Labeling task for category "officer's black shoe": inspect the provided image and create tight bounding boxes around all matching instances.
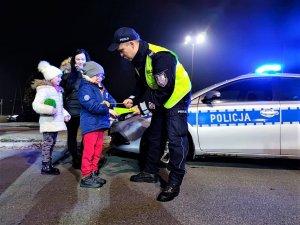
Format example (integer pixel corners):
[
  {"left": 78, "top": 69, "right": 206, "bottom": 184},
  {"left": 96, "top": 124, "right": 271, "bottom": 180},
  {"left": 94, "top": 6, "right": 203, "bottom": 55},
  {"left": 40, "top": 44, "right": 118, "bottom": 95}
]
[
  {"left": 80, "top": 174, "right": 103, "bottom": 188},
  {"left": 130, "top": 171, "right": 159, "bottom": 183},
  {"left": 157, "top": 184, "right": 180, "bottom": 202},
  {"left": 41, "top": 162, "right": 60, "bottom": 175},
  {"left": 92, "top": 171, "right": 106, "bottom": 185}
]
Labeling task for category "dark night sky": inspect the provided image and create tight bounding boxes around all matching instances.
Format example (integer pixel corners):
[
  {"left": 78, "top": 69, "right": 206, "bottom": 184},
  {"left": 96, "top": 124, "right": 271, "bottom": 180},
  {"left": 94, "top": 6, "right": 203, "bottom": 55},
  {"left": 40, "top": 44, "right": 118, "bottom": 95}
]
[{"left": 1, "top": 0, "right": 300, "bottom": 115}]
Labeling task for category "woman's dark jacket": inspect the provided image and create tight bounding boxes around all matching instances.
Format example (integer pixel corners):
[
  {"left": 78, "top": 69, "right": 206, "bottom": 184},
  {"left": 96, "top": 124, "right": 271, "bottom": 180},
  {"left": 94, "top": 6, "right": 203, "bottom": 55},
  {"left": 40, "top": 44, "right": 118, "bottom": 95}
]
[{"left": 61, "top": 71, "right": 82, "bottom": 117}]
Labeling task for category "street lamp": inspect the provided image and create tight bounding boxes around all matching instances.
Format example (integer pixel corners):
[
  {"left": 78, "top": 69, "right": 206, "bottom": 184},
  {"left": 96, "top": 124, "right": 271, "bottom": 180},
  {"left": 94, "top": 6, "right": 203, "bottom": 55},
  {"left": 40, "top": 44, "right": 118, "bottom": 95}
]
[{"left": 184, "top": 32, "right": 206, "bottom": 81}]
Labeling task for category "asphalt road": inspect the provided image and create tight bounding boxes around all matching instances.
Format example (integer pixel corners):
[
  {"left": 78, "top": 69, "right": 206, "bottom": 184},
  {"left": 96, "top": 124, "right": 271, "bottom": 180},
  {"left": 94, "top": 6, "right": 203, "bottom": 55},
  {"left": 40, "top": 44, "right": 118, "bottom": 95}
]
[{"left": 0, "top": 147, "right": 299, "bottom": 225}]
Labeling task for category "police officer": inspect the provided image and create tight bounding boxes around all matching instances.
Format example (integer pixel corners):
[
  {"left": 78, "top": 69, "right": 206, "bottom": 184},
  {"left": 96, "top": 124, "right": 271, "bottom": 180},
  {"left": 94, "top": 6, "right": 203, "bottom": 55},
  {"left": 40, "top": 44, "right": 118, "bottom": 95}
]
[{"left": 108, "top": 27, "right": 191, "bottom": 202}]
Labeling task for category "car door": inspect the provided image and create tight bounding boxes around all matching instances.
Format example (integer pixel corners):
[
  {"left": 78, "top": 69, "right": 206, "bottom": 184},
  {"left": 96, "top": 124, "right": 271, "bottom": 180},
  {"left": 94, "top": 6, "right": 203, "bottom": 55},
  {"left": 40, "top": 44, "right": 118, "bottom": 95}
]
[
  {"left": 278, "top": 76, "right": 300, "bottom": 157},
  {"left": 196, "top": 76, "right": 281, "bottom": 156}
]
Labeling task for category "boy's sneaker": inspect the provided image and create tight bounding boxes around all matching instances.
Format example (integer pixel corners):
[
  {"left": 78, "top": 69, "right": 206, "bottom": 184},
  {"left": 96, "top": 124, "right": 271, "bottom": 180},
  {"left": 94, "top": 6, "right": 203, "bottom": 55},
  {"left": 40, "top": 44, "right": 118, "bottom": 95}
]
[
  {"left": 92, "top": 171, "right": 106, "bottom": 185},
  {"left": 80, "top": 174, "right": 103, "bottom": 188}
]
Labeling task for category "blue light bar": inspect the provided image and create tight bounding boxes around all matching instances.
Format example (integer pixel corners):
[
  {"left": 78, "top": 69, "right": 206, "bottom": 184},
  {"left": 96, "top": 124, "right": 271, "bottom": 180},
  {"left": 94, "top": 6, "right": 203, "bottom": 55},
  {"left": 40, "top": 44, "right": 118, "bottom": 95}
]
[{"left": 255, "top": 64, "right": 282, "bottom": 74}]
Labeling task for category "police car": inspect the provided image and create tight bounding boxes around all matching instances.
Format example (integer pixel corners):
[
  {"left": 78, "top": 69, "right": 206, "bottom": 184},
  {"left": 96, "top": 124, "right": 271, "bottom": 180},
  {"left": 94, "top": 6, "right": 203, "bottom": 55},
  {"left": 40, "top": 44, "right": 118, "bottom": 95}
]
[{"left": 110, "top": 64, "right": 300, "bottom": 159}]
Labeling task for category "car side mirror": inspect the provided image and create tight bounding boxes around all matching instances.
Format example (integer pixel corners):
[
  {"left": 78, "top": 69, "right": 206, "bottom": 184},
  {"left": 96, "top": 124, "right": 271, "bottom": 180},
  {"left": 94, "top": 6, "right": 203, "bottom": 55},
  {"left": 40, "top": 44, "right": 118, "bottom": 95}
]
[{"left": 202, "top": 91, "right": 221, "bottom": 104}]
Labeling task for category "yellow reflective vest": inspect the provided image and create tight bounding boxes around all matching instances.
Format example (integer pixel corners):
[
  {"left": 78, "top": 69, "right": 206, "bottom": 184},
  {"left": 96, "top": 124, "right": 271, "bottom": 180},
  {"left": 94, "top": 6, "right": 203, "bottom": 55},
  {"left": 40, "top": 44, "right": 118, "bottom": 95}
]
[{"left": 138, "top": 43, "right": 191, "bottom": 109}]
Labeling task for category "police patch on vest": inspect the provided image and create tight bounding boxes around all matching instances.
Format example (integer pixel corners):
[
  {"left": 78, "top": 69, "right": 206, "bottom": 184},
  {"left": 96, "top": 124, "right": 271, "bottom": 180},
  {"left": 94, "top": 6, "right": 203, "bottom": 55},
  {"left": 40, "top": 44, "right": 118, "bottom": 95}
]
[
  {"left": 84, "top": 95, "right": 90, "bottom": 101},
  {"left": 154, "top": 71, "right": 168, "bottom": 87}
]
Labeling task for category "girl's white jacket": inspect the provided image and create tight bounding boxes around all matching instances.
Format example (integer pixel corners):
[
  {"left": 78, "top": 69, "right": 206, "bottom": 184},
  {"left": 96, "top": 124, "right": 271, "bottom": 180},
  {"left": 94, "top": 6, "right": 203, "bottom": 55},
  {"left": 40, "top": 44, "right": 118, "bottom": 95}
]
[{"left": 32, "top": 80, "right": 70, "bottom": 133}]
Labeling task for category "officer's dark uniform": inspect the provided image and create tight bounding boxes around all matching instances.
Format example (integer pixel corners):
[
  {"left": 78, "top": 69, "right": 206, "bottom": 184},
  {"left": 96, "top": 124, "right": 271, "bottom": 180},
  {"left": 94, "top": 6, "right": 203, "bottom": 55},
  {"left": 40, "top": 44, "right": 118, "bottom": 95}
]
[{"left": 130, "top": 40, "right": 191, "bottom": 186}]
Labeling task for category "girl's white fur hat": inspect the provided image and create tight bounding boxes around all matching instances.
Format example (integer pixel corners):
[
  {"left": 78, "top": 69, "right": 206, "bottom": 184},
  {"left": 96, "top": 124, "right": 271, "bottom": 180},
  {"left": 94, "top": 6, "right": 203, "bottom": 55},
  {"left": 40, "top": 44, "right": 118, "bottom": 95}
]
[{"left": 38, "top": 61, "right": 62, "bottom": 81}]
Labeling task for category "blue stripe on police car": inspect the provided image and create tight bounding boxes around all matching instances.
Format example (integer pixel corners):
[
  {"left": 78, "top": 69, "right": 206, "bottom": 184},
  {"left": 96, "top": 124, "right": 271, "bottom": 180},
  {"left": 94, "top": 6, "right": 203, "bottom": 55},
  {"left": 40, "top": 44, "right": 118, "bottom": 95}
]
[
  {"left": 188, "top": 109, "right": 280, "bottom": 127},
  {"left": 281, "top": 107, "right": 300, "bottom": 124},
  {"left": 188, "top": 108, "right": 300, "bottom": 127}
]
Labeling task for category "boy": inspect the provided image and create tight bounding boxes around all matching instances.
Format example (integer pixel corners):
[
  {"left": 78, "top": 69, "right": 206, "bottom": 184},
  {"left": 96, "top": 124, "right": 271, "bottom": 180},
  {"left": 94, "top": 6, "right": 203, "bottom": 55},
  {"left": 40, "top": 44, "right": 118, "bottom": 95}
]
[{"left": 78, "top": 61, "right": 118, "bottom": 188}]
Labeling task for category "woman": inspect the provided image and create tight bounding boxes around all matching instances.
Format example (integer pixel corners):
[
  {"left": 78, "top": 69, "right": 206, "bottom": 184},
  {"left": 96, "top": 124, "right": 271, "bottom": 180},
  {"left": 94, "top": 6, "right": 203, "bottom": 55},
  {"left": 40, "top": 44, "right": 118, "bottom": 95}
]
[{"left": 60, "top": 49, "right": 91, "bottom": 169}]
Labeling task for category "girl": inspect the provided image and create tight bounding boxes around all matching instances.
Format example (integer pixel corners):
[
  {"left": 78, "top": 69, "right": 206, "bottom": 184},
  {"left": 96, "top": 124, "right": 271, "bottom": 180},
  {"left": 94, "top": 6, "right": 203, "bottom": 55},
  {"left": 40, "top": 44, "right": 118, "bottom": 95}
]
[{"left": 32, "top": 61, "right": 71, "bottom": 175}]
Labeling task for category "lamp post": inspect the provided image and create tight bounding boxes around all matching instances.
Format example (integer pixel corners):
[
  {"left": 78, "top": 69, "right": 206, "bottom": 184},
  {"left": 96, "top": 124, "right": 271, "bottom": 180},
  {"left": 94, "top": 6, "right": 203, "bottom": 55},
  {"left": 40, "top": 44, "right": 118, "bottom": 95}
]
[{"left": 184, "top": 32, "right": 206, "bottom": 81}]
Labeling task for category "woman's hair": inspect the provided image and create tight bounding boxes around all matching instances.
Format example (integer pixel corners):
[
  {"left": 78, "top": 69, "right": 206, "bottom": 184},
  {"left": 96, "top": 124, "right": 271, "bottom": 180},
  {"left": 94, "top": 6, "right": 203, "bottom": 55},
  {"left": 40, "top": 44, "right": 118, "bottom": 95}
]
[{"left": 70, "top": 49, "right": 91, "bottom": 72}]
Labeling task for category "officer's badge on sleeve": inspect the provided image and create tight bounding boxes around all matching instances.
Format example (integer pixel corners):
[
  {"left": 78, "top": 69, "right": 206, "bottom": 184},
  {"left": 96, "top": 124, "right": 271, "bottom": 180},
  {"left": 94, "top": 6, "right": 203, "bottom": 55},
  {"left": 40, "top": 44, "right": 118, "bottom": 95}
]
[
  {"left": 84, "top": 95, "right": 90, "bottom": 101},
  {"left": 154, "top": 71, "right": 168, "bottom": 87}
]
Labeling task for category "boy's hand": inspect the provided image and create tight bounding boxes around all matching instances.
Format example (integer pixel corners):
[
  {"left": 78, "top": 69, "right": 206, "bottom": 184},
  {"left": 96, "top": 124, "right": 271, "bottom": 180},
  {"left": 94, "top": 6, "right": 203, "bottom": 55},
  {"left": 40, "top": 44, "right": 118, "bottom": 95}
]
[
  {"left": 109, "top": 109, "right": 119, "bottom": 118},
  {"left": 102, "top": 100, "right": 110, "bottom": 108}
]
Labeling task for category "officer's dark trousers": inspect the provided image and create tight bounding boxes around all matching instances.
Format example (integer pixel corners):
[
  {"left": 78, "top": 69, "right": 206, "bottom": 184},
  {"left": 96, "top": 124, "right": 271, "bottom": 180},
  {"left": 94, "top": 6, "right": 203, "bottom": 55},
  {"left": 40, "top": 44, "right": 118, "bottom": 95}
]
[{"left": 144, "top": 98, "right": 189, "bottom": 186}]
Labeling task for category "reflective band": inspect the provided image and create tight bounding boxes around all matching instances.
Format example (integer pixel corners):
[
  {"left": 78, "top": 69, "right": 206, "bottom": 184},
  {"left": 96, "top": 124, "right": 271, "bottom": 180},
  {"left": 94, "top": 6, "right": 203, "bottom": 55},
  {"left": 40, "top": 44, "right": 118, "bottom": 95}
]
[{"left": 140, "top": 102, "right": 150, "bottom": 115}]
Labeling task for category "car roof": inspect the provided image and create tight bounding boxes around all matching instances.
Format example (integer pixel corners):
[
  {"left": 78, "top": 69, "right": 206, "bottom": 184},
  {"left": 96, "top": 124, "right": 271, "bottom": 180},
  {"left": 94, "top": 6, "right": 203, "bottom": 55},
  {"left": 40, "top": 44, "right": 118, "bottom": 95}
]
[{"left": 192, "top": 72, "right": 300, "bottom": 99}]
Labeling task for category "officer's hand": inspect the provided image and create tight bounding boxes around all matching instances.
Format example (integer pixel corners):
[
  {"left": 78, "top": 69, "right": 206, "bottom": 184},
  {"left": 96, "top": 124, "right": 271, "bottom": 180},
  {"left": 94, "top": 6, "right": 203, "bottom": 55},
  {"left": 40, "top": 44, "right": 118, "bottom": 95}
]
[
  {"left": 102, "top": 100, "right": 110, "bottom": 108},
  {"left": 123, "top": 98, "right": 133, "bottom": 108}
]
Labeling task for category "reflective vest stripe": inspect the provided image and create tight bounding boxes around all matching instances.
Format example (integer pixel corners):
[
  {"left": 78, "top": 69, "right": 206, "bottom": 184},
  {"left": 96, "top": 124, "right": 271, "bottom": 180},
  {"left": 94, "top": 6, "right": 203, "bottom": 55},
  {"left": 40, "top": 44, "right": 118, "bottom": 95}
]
[{"left": 144, "top": 43, "right": 191, "bottom": 108}]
